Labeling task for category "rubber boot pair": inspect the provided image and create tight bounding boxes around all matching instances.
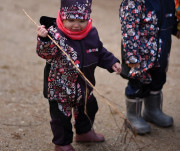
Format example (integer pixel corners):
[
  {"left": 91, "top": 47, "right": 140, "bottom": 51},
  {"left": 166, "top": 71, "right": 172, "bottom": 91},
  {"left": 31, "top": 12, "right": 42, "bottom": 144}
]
[
  {"left": 126, "top": 91, "right": 173, "bottom": 135},
  {"left": 54, "top": 129, "right": 104, "bottom": 151}
]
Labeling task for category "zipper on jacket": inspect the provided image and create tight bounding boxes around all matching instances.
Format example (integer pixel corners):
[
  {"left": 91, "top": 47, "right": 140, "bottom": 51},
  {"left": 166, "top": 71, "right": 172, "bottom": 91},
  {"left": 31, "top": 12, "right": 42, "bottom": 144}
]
[
  {"left": 79, "top": 40, "right": 84, "bottom": 71},
  {"left": 74, "top": 40, "right": 85, "bottom": 104}
]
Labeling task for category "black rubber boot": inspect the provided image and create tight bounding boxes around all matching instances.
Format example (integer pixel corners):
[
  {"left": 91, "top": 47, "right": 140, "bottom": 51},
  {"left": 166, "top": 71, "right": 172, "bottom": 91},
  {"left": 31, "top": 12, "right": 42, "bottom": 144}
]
[
  {"left": 143, "top": 91, "right": 173, "bottom": 127},
  {"left": 126, "top": 98, "right": 151, "bottom": 135}
]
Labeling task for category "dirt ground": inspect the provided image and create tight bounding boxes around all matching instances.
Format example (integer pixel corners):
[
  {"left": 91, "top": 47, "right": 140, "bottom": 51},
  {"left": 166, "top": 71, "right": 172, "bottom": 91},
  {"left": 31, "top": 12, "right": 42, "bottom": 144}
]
[{"left": 0, "top": 0, "right": 180, "bottom": 151}]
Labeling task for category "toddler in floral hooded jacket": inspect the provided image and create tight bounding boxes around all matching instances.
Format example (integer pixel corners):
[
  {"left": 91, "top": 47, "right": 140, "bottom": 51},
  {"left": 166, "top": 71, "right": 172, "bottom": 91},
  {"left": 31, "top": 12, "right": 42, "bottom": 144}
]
[{"left": 36, "top": 0, "right": 121, "bottom": 150}]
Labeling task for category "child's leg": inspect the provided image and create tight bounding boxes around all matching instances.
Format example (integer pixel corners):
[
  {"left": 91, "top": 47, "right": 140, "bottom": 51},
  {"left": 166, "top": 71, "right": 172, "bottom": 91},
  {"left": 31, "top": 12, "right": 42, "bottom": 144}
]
[
  {"left": 74, "top": 95, "right": 105, "bottom": 142},
  {"left": 142, "top": 68, "right": 173, "bottom": 127},
  {"left": 74, "top": 95, "right": 98, "bottom": 134},
  {"left": 49, "top": 100, "right": 73, "bottom": 146},
  {"left": 125, "top": 79, "right": 151, "bottom": 135}
]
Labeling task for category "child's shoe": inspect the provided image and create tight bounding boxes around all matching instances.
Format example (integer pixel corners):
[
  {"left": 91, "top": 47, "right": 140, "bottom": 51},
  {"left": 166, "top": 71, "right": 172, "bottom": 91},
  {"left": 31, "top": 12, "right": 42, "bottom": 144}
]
[
  {"left": 75, "top": 129, "right": 105, "bottom": 142},
  {"left": 54, "top": 144, "right": 75, "bottom": 151}
]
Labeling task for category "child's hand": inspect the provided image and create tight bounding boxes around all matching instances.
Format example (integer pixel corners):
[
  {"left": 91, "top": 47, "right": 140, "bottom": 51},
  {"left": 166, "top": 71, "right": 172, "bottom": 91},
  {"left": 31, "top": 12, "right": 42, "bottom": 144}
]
[
  {"left": 37, "top": 25, "right": 48, "bottom": 37},
  {"left": 112, "top": 62, "right": 122, "bottom": 75},
  {"left": 128, "top": 63, "right": 140, "bottom": 68}
]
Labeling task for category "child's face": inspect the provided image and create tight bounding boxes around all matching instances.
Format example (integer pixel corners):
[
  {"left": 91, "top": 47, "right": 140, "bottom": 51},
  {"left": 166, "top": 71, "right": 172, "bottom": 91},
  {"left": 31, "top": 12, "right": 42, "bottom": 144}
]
[{"left": 63, "top": 19, "right": 88, "bottom": 32}]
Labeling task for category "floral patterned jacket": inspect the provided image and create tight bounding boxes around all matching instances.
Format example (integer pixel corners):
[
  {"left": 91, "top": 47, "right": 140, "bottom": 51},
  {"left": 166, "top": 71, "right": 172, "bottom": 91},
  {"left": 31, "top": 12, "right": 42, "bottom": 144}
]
[
  {"left": 120, "top": 0, "right": 177, "bottom": 84},
  {"left": 175, "top": 0, "right": 180, "bottom": 20},
  {"left": 36, "top": 19, "right": 119, "bottom": 116}
]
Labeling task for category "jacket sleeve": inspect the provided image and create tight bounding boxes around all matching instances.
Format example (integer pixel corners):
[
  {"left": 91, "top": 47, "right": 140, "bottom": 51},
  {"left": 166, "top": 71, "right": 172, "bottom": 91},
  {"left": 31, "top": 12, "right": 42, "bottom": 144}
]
[
  {"left": 36, "top": 26, "right": 60, "bottom": 60},
  {"left": 119, "top": 0, "right": 143, "bottom": 65},
  {"left": 94, "top": 29, "right": 120, "bottom": 72}
]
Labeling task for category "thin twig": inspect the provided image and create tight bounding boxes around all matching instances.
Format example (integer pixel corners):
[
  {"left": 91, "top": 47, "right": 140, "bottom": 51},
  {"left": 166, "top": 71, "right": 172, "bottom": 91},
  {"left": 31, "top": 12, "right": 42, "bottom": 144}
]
[
  {"left": 84, "top": 82, "right": 93, "bottom": 128},
  {"left": 2, "top": 123, "right": 41, "bottom": 127}
]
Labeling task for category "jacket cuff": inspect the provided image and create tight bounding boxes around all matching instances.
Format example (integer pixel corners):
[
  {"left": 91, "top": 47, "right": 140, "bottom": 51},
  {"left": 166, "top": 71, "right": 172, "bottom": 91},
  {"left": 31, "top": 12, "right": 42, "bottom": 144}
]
[{"left": 108, "top": 60, "right": 120, "bottom": 73}]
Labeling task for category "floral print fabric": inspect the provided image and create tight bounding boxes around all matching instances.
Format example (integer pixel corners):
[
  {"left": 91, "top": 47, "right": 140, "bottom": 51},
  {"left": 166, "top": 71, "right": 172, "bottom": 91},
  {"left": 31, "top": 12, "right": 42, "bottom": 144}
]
[
  {"left": 37, "top": 26, "right": 82, "bottom": 116},
  {"left": 120, "top": 0, "right": 162, "bottom": 84},
  {"left": 175, "top": 0, "right": 180, "bottom": 20}
]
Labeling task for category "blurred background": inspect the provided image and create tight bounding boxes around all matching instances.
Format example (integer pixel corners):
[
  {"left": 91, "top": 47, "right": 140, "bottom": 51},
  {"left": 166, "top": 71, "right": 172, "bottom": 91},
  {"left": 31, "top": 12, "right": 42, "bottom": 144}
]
[{"left": 0, "top": 0, "right": 180, "bottom": 150}]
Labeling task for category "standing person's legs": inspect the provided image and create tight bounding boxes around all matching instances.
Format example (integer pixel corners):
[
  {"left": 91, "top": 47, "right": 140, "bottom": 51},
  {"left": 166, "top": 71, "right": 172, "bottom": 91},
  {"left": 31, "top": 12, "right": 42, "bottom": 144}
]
[
  {"left": 125, "top": 79, "right": 151, "bottom": 135},
  {"left": 74, "top": 95, "right": 105, "bottom": 142},
  {"left": 143, "top": 68, "right": 173, "bottom": 127}
]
